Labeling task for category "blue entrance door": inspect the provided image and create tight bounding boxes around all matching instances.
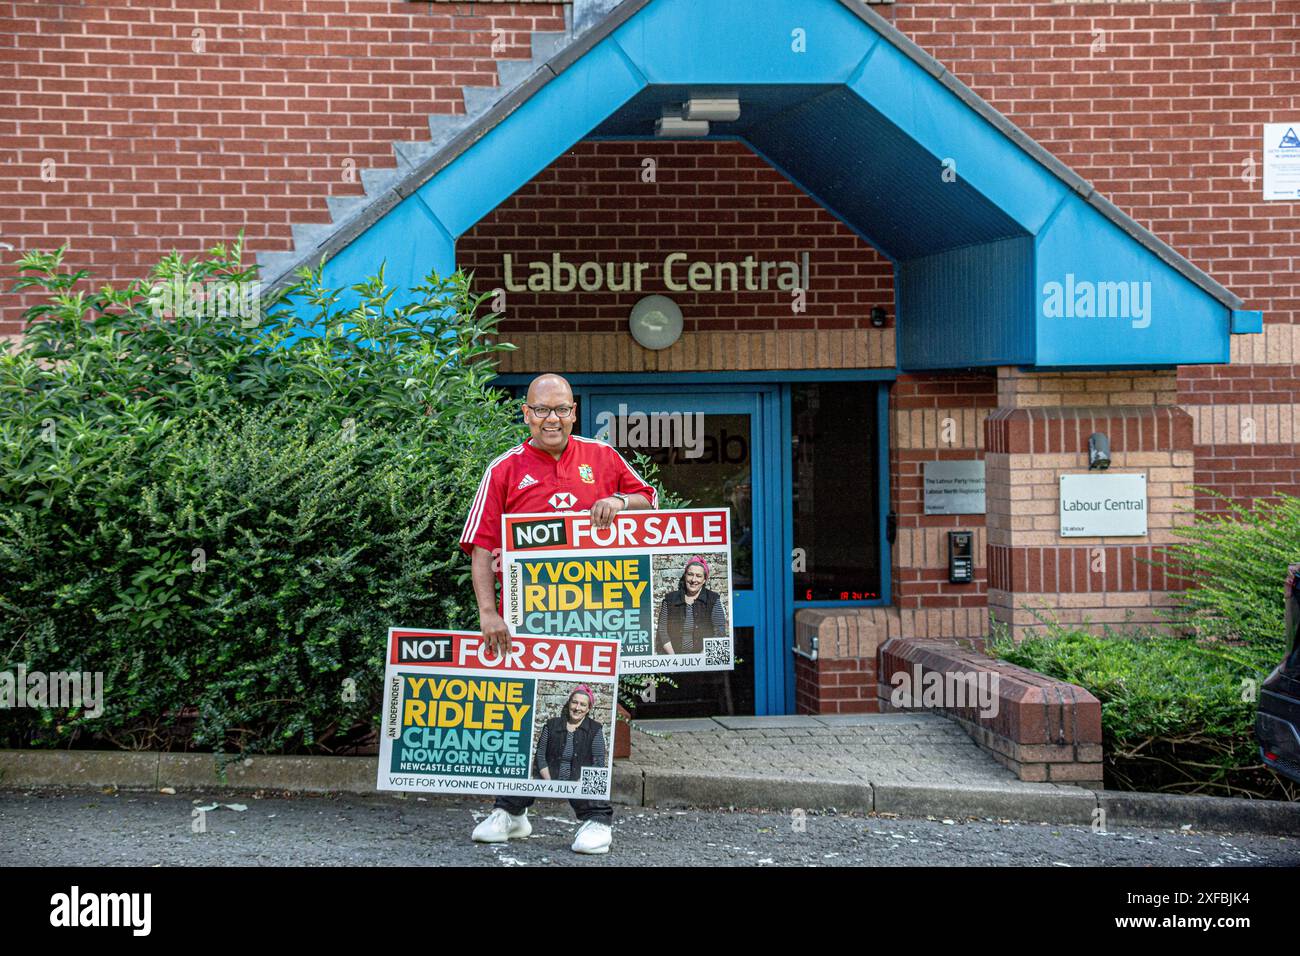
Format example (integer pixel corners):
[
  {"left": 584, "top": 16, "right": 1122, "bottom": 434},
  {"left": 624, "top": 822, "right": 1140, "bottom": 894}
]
[{"left": 581, "top": 387, "right": 788, "bottom": 715}]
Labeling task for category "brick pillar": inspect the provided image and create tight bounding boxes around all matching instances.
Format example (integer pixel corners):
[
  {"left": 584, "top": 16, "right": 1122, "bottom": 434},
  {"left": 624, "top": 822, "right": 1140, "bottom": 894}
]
[{"left": 984, "top": 367, "right": 1194, "bottom": 640}]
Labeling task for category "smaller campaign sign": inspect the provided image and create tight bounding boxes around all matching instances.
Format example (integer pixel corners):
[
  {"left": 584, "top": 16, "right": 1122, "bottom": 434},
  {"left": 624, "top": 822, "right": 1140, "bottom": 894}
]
[
  {"left": 502, "top": 508, "right": 734, "bottom": 674},
  {"left": 377, "top": 628, "right": 619, "bottom": 800}
]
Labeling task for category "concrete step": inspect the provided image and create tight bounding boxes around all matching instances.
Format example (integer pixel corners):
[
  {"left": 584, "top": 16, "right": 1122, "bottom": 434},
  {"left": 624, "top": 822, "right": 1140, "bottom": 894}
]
[
  {"left": 427, "top": 113, "right": 464, "bottom": 146},
  {"left": 290, "top": 222, "right": 334, "bottom": 253},
  {"left": 360, "top": 165, "right": 402, "bottom": 199},
  {"left": 530, "top": 31, "right": 568, "bottom": 63},
  {"left": 393, "top": 139, "right": 437, "bottom": 170},
  {"left": 462, "top": 84, "right": 505, "bottom": 118},
  {"left": 574, "top": 0, "right": 623, "bottom": 35},
  {"left": 496, "top": 57, "right": 537, "bottom": 90},
  {"left": 326, "top": 193, "right": 368, "bottom": 225}
]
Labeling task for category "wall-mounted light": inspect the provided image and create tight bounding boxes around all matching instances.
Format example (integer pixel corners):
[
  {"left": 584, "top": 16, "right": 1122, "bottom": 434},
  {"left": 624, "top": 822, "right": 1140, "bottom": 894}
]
[
  {"left": 871, "top": 306, "right": 888, "bottom": 328},
  {"left": 630, "top": 294, "right": 684, "bottom": 350},
  {"left": 1088, "top": 432, "right": 1111, "bottom": 470},
  {"left": 684, "top": 96, "right": 741, "bottom": 122},
  {"left": 655, "top": 109, "right": 710, "bottom": 137}
]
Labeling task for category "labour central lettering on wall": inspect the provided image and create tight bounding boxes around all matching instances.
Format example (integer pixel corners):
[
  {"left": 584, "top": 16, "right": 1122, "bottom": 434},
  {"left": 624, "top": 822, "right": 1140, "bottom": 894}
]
[
  {"left": 502, "top": 509, "right": 735, "bottom": 674},
  {"left": 502, "top": 251, "right": 811, "bottom": 294},
  {"left": 376, "top": 628, "right": 619, "bottom": 799}
]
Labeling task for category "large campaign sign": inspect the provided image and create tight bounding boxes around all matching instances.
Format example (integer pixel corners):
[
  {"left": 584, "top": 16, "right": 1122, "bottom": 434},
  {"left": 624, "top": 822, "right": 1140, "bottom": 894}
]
[
  {"left": 377, "top": 628, "right": 620, "bottom": 799},
  {"left": 502, "top": 508, "right": 734, "bottom": 674}
]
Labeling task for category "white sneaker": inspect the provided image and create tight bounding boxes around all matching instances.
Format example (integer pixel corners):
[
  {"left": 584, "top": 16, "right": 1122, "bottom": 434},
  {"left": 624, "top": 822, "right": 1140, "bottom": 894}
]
[
  {"left": 571, "top": 820, "right": 612, "bottom": 855},
  {"left": 471, "top": 808, "right": 532, "bottom": 843}
]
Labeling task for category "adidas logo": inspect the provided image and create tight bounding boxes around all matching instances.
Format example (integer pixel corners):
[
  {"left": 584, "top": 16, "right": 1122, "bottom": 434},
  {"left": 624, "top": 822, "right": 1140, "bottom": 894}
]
[{"left": 517, "top": 474, "right": 538, "bottom": 490}]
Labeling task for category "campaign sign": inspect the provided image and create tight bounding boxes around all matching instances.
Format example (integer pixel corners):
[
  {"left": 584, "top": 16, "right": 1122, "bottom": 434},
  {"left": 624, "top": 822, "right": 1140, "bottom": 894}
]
[
  {"left": 377, "top": 628, "right": 619, "bottom": 799},
  {"left": 502, "top": 508, "right": 735, "bottom": 674}
]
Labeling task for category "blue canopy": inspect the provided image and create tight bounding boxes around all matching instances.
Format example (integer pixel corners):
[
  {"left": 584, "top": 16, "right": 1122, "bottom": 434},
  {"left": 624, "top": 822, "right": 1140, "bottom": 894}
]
[{"left": 291, "top": 0, "right": 1258, "bottom": 370}]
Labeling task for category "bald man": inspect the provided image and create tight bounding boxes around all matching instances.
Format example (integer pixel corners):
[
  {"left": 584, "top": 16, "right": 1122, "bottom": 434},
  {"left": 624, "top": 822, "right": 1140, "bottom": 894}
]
[{"left": 459, "top": 372, "right": 656, "bottom": 854}]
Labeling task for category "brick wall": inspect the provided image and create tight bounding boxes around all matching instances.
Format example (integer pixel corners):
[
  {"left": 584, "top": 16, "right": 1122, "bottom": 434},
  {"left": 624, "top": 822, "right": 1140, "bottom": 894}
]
[
  {"left": 0, "top": 0, "right": 568, "bottom": 332},
  {"left": 889, "top": 371, "right": 998, "bottom": 610},
  {"left": 793, "top": 605, "right": 990, "bottom": 714},
  {"left": 458, "top": 139, "right": 895, "bottom": 336},
  {"left": 1181, "top": 330, "right": 1300, "bottom": 510},
  {"left": 876, "top": 0, "right": 1300, "bottom": 517},
  {"left": 795, "top": 655, "right": 878, "bottom": 716},
  {"left": 985, "top": 369, "right": 1195, "bottom": 638},
  {"left": 6, "top": 0, "right": 1299, "bottom": 653}
]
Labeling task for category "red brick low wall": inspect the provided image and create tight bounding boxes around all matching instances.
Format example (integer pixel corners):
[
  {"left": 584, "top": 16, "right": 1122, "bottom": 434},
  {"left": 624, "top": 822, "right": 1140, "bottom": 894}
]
[
  {"left": 794, "top": 655, "right": 878, "bottom": 715},
  {"left": 878, "top": 638, "right": 1104, "bottom": 787}
]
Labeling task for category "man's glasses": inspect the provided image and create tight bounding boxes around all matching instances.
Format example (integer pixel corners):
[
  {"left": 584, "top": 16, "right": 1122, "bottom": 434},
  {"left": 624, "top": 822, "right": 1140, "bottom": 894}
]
[{"left": 525, "top": 404, "right": 575, "bottom": 420}]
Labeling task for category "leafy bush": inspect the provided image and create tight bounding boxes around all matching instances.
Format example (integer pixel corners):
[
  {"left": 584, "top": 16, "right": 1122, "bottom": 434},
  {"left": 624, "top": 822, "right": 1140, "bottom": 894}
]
[
  {"left": 989, "top": 618, "right": 1294, "bottom": 799},
  {"left": 1158, "top": 489, "right": 1299, "bottom": 666},
  {"left": 0, "top": 241, "right": 524, "bottom": 756}
]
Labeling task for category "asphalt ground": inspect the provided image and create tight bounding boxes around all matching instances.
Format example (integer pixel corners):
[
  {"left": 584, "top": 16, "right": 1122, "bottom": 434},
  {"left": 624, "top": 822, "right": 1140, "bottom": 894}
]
[{"left": 2, "top": 788, "right": 1296, "bottom": 867}]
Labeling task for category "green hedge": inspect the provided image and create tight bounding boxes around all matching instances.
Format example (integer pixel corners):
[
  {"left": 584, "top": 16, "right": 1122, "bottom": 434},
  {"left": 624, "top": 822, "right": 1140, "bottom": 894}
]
[
  {"left": 989, "top": 621, "right": 1294, "bottom": 799},
  {"left": 0, "top": 242, "right": 525, "bottom": 756},
  {"left": 988, "top": 490, "right": 1300, "bottom": 798}
]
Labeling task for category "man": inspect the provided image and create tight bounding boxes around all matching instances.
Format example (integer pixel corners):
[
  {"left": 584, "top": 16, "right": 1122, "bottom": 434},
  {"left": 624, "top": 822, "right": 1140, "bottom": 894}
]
[{"left": 459, "top": 372, "right": 656, "bottom": 855}]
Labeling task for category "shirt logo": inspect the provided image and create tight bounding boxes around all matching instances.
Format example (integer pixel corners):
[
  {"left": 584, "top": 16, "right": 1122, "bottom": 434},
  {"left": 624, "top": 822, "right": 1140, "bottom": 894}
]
[
  {"left": 578, "top": 464, "right": 595, "bottom": 484},
  {"left": 548, "top": 492, "right": 576, "bottom": 510},
  {"left": 517, "top": 474, "right": 538, "bottom": 490}
]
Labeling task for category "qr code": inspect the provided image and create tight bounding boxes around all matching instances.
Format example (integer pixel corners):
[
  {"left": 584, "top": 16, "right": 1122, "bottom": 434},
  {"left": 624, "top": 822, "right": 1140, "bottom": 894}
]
[
  {"left": 580, "top": 767, "right": 610, "bottom": 797},
  {"left": 704, "top": 639, "right": 732, "bottom": 667}
]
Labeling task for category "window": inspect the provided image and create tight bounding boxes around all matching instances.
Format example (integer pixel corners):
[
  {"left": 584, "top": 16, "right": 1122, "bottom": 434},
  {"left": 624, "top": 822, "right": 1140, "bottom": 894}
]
[{"left": 791, "top": 382, "right": 881, "bottom": 601}]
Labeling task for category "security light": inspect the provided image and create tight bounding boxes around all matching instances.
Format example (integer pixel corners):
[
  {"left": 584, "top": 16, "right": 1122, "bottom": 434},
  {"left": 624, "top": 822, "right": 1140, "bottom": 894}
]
[
  {"left": 655, "top": 110, "right": 710, "bottom": 137},
  {"left": 683, "top": 96, "right": 741, "bottom": 122},
  {"left": 871, "top": 307, "right": 887, "bottom": 328},
  {"left": 1088, "top": 432, "right": 1111, "bottom": 470}
]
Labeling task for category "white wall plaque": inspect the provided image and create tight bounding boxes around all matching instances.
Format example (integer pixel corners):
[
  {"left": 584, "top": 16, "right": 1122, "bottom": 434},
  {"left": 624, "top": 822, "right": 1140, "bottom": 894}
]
[
  {"left": 1263, "top": 122, "right": 1300, "bottom": 201},
  {"left": 1059, "top": 473, "right": 1147, "bottom": 537}
]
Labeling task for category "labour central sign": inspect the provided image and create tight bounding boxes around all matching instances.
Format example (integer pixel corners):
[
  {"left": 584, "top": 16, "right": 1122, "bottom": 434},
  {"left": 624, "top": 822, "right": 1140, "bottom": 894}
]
[
  {"left": 502, "top": 251, "right": 811, "bottom": 294},
  {"left": 1059, "top": 473, "right": 1148, "bottom": 537}
]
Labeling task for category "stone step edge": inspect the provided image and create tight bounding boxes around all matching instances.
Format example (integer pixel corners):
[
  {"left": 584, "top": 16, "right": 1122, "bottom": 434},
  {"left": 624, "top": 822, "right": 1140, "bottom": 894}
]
[{"left": 1, "top": 751, "right": 1295, "bottom": 836}]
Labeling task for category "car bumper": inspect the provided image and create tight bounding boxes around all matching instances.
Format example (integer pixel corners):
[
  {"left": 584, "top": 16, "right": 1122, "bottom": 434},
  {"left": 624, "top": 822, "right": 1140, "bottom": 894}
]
[{"left": 1257, "top": 688, "right": 1300, "bottom": 784}]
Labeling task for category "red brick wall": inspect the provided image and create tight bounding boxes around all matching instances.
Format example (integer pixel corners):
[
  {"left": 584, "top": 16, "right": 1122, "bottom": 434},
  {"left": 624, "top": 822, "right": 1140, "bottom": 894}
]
[
  {"left": 1193, "top": 443, "right": 1300, "bottom": 512},
  {"left": 457, "top": 140, "right": 894, "bottom": 334},
  {"left": 877, "top": 0, "right": 1300, "bottom": 514},
  {"left": 0, "top": 0, "right": 567, "bottom": 331},
  {"left": 795, "top": 654, "right": 878, "bottom": 715},
  {"left": 5, "top": 0, "right": 1298, "bottom": 517},
  {"left": 881, "top": 0, "right": 1296, "bottom": 325},
  {"left": 889, "top": 371, "right": 997, "bottom": 609}
]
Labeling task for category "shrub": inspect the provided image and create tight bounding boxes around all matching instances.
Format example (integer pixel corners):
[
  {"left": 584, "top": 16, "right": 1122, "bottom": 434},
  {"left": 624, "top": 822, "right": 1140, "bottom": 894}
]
[
  {"left": 1158, "top": 489, "right": 1299, "bottom": 667},
  {"left": 989, "top": 618, "right": 1294, "bottom": 799},
  {"left": 0, "top": 242, "right": 524, "bottom": 756}
]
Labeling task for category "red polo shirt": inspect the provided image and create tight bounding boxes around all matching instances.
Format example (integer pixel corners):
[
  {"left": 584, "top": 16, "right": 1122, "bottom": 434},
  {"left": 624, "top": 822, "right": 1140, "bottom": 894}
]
[{"left": 459, "top": 434, "right": 658, "bottom": 556}]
